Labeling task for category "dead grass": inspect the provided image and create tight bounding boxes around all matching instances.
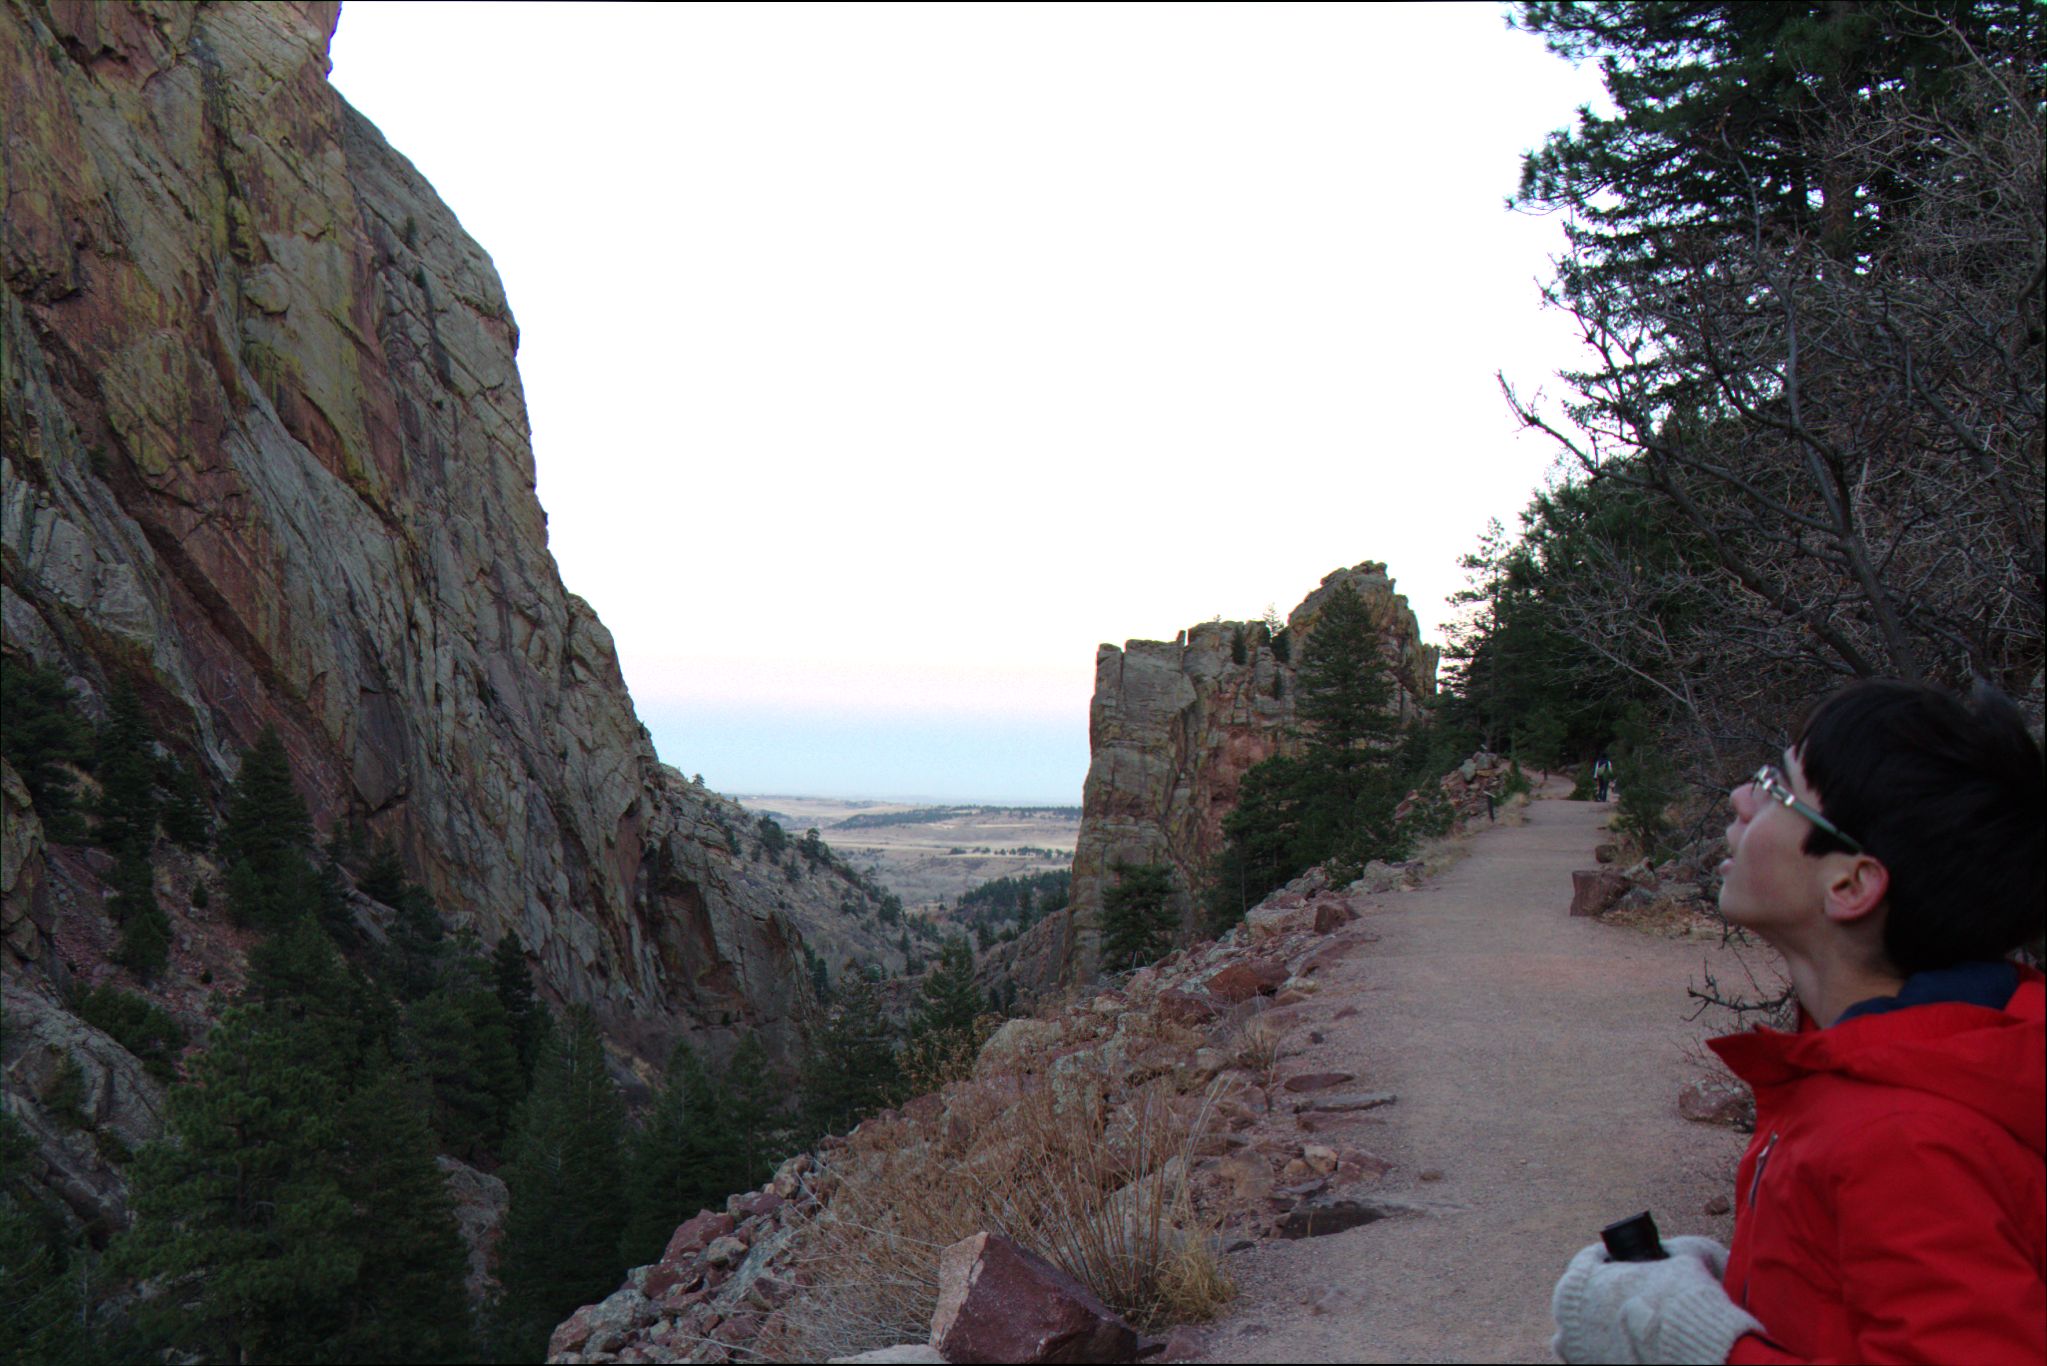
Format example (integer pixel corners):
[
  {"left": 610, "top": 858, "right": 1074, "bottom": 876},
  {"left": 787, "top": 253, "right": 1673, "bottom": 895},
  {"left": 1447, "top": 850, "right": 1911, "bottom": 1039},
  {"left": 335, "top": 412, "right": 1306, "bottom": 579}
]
[
  {"left": 774, "top": 1068, "right": 1233, "bottom": 1360},
  {"left": 1221, "top": 1005, "right": 1289, "bottom": 1095}
]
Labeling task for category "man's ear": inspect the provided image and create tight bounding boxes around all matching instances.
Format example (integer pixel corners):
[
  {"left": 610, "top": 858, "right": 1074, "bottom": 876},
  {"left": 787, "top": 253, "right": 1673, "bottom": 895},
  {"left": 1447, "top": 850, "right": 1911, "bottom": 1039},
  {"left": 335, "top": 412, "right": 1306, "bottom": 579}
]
[{"left": 1822, "top": 855, "right": 1890, "bottom": 927}]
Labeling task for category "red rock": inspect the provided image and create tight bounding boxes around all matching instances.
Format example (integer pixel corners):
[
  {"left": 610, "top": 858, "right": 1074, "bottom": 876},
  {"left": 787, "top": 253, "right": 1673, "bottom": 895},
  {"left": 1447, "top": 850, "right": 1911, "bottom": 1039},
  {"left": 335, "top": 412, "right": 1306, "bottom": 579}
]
[
  {"left": 1569, "top": 869, "right": 1632, "bottom": 917},
  {"left": 662, "top": 1209, "right": 736, "bottom": 1263},
  {"left": 1204, "top": 957, "right": 1288, "bottom": 1004},
  {"left": 930, "top": 1231, "right": 1140, "bottom": 1364},
  {"left": 1312, "top": 899, "right": 1358, "bottom": 932},
  {"left": 639, "top": 1261, "right": 697, "bottom": 1301},
  {"left": 1156, "top": 987, "right": 1219, "bottom": 1025},
  {"left": 730, "top": 1188, "right": 785, "bottom": 1220}
]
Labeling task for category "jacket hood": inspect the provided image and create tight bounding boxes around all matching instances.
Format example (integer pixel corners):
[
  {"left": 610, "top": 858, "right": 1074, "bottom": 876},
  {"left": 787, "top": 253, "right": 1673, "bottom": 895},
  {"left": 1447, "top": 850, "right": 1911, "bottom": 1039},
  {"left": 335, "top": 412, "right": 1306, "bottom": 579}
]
[{"left": 1711, "top": 967, "right": 2045, "bottom": 1158}]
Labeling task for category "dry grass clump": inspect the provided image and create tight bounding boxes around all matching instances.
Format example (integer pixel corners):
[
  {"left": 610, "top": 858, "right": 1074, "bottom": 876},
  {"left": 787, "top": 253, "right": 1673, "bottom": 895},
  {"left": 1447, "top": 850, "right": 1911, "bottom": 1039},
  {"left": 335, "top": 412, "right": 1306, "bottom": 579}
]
[
  {"left": 774, "top": 1067, "right": 1232, "bottom": 1361},
  {"left": 1222, "top": 1006, "right": 1288, "bottom": 1094}
]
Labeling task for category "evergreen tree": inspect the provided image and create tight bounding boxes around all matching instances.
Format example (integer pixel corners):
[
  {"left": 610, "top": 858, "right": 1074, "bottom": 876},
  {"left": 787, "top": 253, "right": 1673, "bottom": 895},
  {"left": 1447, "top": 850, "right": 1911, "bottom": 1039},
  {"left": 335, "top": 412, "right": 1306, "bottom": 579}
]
[
  {"left": 494, "top": 1008, "right": 627, "bottom": 1362},
  {"left": 246, "top": 915, "right": 385, "bottom": 1089},
  {"left": 0, "top": 653, "right": 92, "bottom": 841},
  {"left": 616, "top": 1042, "right": 729, "bottom": 1268},
  {"left": 331, "top": 1059, "right": 476, "bottom": 1363},
  {"left": 218, "top": 727, "right": 314, "bottom": 867},
  {"left": 1099, "top": 861, "right": 1177, "bottom": 970},
  {"left": 799, "top": 971, "right": 901, "bottom": 1139},
  {"left": 1296, "top": 583, "right": 1398, "bottom": 758},
  {"left": 92, "top": 676, "right": 159, "bottom": 856},
  {"left": 116, "top": 1008, "right": 359, "bottom": 1363},
  {"left": 911, "top": 936, "right": 983, "bottom": 1044},
  {"left": 107, "top": 843, "right": 171, "bottom": 980},
  {"left": 492, "top": 932, "right": 546, "bottom": 1083},
  {"left": 406, "top": 967, "right": 524, "bottom": 1162},
  {"left": 159, "top": 754, "right": 211, "bottom": 848},
  {"left": 722, "top": 1033, "right": 789, "bottom": 1191},
  {"left": 217, "top": 728, "right": 320, "bottom": 933}
]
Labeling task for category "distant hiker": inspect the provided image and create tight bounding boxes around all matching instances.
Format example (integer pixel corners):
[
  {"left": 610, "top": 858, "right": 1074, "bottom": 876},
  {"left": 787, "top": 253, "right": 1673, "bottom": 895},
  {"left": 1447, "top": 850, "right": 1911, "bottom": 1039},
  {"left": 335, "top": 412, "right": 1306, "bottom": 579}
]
[
  {"left": 1550, "top": 679, "right": 2045, "bottom": 1365},
  {"left": 1592, "top": 753, "right": 1614, "bottom": 802}
]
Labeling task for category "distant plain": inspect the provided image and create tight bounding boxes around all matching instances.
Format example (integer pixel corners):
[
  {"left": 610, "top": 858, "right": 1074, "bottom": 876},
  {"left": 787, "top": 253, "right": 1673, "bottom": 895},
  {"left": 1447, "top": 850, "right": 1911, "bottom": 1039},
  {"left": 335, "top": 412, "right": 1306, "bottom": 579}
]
[{"left": 734, "top": 795, "right": 1078, "bottom": 915}]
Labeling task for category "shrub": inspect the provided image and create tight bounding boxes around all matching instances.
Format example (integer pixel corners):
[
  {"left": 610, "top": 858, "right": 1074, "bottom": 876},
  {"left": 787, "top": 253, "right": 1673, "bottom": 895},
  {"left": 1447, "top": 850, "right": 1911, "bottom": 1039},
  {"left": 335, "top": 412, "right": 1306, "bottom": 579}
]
[
  {"left": 74, "top": 985, "right": 184, "bottom": 1083},
  {"left": 777, "top": 1069, "right": 1230, "bottom": 1359}
]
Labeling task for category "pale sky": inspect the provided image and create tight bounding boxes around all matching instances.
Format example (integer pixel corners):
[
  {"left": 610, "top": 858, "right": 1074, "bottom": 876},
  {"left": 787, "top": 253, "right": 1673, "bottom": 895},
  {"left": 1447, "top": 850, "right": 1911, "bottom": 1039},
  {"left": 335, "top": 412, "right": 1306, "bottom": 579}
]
[{"left": 327, "top": 1, "right": 1605, "bottom": 804}]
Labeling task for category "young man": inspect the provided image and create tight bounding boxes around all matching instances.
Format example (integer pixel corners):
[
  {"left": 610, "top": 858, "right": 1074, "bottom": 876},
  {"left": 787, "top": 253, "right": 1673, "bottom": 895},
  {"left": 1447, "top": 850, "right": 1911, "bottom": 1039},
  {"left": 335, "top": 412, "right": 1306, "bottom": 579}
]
[{"left": 1551, "top": 680, "right": 2045, "bottom": 1364}]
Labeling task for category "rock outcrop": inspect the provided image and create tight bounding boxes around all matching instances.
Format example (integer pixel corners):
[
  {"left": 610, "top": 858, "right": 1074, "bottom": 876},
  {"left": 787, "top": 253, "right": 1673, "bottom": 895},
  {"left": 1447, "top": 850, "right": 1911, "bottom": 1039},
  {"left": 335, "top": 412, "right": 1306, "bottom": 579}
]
[
  {"left": 1050, "top": 563, "right": 1436, "bottom": 985},
  {"left": 544, "top": 855, "right": 1422, "bottom": 1363},
  {"left": 1, "top": 0, "right": 884, "bottom": 1199}
]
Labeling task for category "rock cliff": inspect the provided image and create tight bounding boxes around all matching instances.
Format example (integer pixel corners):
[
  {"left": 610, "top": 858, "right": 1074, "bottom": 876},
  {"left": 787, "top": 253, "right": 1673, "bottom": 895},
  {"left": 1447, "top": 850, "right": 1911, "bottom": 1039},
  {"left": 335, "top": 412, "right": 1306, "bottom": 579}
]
[
  {"left": 1, "top": 0, "right": 869, "bottom": 1117},
  {"left": 1048, "top": 563, "right": 1437, "bottom": 985}
]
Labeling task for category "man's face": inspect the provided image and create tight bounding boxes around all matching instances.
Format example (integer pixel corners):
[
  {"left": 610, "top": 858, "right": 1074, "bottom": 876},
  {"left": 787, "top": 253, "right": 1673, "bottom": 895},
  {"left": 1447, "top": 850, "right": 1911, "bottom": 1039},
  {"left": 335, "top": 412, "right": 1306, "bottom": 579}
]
[{"left": 1718, "top": 746, "right": 1830, "bottom": 942}]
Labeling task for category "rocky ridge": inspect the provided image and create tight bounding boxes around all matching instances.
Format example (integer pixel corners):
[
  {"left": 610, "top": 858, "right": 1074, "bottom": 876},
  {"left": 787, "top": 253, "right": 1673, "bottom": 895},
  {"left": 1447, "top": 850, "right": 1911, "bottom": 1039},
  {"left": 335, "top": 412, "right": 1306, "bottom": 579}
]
[
  {"left": 541, "top": 792, "right": 1524, "bottom": 1365},
  {"left": 1, "top": 0, "right": 885, "bottom": 1234},
  {"left": 1047, "top": 563, "right": 1438, "bottom": 987}
]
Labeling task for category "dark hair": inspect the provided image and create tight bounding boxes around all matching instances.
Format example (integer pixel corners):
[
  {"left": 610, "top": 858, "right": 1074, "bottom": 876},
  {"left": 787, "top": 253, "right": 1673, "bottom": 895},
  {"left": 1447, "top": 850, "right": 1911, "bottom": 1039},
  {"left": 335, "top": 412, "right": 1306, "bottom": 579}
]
[{"left": 1795, "top": 679, "right": 2045, "bottom": 974}]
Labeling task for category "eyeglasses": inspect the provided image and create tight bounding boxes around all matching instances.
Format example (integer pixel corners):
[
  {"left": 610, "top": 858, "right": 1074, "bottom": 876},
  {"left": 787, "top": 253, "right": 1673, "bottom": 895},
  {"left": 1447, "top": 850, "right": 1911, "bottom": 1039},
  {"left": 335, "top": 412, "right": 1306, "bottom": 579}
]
[{"left": 1750, "top": 765, "right": 1864, "bottom": 854}]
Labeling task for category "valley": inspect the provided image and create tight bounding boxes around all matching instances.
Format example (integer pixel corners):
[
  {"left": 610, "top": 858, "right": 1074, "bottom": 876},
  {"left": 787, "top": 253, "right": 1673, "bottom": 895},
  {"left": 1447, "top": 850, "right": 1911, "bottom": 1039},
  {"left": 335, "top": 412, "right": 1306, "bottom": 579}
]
[{"left": 734, "top": 795, "right": 1079, "bottom": 916}]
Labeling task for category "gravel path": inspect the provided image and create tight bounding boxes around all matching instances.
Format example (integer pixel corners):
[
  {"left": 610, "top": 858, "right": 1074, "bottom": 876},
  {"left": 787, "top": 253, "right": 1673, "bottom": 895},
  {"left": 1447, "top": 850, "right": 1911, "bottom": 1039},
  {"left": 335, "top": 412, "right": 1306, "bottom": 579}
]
[{"left": 1194, "top": 788, "right": 1750, "bottom": 1364}]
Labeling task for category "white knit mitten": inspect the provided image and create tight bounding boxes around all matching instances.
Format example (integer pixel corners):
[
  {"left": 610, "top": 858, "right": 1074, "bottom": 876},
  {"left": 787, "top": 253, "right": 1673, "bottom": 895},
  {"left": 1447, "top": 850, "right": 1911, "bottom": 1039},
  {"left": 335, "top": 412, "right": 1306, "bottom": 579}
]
[{"left": 1550, "top": 1236, "right": 1764, "bottom": 1364}]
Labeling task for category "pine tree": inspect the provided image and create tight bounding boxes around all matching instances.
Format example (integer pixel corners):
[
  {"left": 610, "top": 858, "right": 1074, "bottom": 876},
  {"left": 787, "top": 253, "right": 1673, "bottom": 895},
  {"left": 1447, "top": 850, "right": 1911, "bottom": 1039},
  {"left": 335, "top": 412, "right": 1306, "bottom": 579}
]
[
  {"left": 1099, "top": 861, "right": 1178, "bottom": 970},
  {"left": 406, "top": 970, "right": 524, "bottom": 1162},
  {"left": 911, "top": 936, "right": 983, "bottom": 1044},
  {"left": 1296, "top": 583, "right": 1397, "bottom": 756},
  {"left": 331, "top": 1059, "right": 476, "bottom": 1363},
  {"left": 159, "top": 754, "right": 211, "bottom": 848},
  {"left": 722, "top": 1033, "right": 789, "bottom": 1190},
  {"left": 93, "top": 677, "right": 159, "bottom": 856},
  {"left": 494, "top": 1008, "right": 627, "bottom": 1361},
  {"left": 108, "top": 843, "right": 171, "bottom": 980},
  {"left": 218, "top": 727, "right": 313, "bottom": 866},
  {"left": 799, "top": 971, "right": 901, "bottom": 1140},
  {"left": 246, "top": 915, "right": 383, "bottom": 1089},
  {"left": 116, "top": 1007, "right": 360, "bottom": 1363},
  {"left": 493, "top": 932, "right": 546, "bottom": 1084},
  {"left": 616, "top": 1042, "right": 729, "bottom": 1268},
  {"left": 217, "top": 729, "right": 318, "bottom": 935},
  {"left": 0, "top": 653, "right": 92, "bottom": 841}
]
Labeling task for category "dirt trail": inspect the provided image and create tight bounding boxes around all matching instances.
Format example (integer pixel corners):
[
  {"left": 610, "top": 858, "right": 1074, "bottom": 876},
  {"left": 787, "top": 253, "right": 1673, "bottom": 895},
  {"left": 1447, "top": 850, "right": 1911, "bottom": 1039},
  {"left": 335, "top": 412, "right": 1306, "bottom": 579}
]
[{"left": 1195, "top": 787, "right": 1751, "bottom": 1364}]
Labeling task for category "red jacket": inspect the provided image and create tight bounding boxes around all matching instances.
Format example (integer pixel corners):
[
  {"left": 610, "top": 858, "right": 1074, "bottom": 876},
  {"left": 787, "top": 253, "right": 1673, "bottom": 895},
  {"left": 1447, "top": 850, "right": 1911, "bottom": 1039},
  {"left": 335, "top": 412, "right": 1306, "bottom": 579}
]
[{"left": 1708, "top": 967, "right": 2045, "bottom": 1365}]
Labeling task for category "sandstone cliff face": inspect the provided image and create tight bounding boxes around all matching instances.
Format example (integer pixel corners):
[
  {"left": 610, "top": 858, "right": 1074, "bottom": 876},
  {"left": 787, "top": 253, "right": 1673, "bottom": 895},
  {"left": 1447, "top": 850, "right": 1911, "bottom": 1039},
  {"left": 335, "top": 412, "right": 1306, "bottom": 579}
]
[
  {"left": 1051, "top": 563, "right": 1437, "bottom": 985},
  {"left": 1, "top": 0, "right": 858, "bottom": 1086}
]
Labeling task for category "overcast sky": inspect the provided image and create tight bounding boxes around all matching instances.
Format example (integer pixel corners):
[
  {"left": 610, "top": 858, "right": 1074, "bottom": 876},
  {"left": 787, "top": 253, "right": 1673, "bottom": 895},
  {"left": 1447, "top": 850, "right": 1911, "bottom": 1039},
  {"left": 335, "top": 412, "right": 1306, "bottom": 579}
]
[{"left": 327, "top": 1, "right": 1606, "bottom": 804}]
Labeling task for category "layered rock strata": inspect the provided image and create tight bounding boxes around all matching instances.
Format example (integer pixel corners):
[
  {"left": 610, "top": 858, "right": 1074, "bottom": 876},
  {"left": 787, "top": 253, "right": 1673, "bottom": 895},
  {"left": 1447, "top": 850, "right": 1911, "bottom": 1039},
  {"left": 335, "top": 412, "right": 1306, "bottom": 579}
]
[
  {"left": 1, "top": 1, "right": 860, "bottom": 1093},
  {"left": 1050, "top": 563, "right": 1437, "bottom": 985}
]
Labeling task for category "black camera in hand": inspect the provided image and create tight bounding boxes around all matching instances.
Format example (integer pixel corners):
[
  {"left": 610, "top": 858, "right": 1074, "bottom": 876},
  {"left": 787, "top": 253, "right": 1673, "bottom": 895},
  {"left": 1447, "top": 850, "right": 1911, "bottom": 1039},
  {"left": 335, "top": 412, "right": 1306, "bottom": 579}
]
[{"left": 1601, "top": 1210, "right": 1669, "bottom": 1262}]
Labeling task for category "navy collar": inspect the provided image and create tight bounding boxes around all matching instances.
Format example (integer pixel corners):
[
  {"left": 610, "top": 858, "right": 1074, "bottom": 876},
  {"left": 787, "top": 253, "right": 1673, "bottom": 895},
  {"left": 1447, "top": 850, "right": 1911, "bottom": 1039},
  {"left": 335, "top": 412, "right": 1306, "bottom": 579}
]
[{"left": 1836, "top": 961, "right": 2020, "bottom": 1024}]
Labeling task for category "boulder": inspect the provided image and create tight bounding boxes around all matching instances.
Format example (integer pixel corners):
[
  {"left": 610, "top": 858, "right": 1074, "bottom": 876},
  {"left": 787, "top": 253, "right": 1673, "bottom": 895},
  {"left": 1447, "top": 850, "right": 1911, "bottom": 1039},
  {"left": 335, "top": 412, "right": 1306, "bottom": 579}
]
[
  {"left": 1155, "top": 987, "right": 1220, "bottom": 1026},
  {"left": 1201, "top": 958, "right": 1288, "bottom": 1004},
  {"left": 929, "top": 1231, "right": 1139, "bottom": 1364},
  {"left": 547, "top": 1287, "right": 655, "bottom": 1359},
  {"left": 1570, "top": 870, "right": 1632, "bottom": 918},
  {"left": 826, "top": 1350, "right": 948, "bottom": 1364},
  {"left": 661, "top": 1210, "right": 736, "bottom": 1264},
  {"left": 1311, "top": 898, "right": 1358, "bottom": 933}
]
